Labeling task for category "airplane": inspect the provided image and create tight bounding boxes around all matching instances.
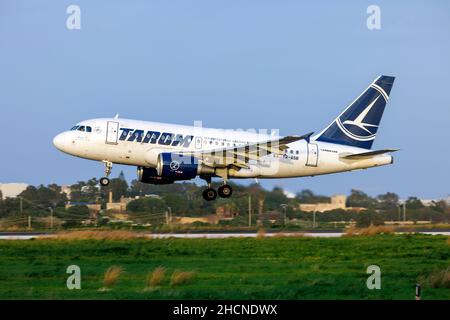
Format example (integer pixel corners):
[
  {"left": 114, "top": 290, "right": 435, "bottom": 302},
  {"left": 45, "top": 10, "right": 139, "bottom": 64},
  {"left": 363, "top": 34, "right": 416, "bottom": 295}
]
[{"left": 53, "top": 75, "right": 397, "bottom": 201}]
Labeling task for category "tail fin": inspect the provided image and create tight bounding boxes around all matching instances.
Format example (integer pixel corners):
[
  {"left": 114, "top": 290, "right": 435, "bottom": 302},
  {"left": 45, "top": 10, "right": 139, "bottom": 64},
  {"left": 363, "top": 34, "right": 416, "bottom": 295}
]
[{"left": 315, "top": 75, "right": 395, "bottom": 149}]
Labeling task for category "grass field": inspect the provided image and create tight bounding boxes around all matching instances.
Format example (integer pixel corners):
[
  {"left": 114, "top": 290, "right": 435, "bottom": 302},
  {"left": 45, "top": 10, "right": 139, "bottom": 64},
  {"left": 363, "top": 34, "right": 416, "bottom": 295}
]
[{"left": 0, "top": 234, "right": 449, "bottom": 299}]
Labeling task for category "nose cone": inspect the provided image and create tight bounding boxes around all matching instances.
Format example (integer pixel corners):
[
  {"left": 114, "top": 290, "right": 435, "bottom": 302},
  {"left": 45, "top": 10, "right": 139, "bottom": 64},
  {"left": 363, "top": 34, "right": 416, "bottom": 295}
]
[{"left": 53, "top": 133, "right": 66, "bottom": 151}]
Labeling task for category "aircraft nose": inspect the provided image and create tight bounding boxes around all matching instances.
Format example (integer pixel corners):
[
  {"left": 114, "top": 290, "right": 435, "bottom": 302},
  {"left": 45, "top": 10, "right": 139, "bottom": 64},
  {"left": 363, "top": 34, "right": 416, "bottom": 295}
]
[{"left": 53, "top": 133, "right": 66, "bottom": 151}]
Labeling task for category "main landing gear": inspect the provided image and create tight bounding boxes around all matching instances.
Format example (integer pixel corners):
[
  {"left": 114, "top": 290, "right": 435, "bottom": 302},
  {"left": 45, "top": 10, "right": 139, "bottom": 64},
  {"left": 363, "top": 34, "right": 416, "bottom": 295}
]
[
  {"left": 99, "top": 160, "right": 113, "bottom": 186},
  {"left": 218, "top": 184, "right": 232, "bottom": 198},
  {"left": 202, "top": 188, "right": 217, "bottom": 201},
  {"left": 202, "top": 177, "right": 233, "bottom": 201}
]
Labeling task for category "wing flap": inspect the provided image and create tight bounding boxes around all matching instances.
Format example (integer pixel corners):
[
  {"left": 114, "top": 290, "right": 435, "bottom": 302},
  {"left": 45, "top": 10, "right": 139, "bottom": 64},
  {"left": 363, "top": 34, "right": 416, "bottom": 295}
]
[{"left": 187, "top": 132, "right": 314, "bottom": 169}]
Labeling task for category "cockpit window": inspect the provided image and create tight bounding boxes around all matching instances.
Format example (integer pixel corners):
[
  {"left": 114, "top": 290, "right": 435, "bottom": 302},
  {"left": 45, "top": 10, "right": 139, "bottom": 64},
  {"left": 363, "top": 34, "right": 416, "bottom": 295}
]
[{"left": 70, "top": 125, "right": 92, "bottom": 132}]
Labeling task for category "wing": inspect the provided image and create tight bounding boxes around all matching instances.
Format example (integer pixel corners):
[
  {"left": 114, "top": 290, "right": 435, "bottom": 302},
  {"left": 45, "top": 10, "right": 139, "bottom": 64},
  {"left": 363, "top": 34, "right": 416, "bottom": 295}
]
[{"left": 185, "top": 132, "right": 314, "bottom": 170}]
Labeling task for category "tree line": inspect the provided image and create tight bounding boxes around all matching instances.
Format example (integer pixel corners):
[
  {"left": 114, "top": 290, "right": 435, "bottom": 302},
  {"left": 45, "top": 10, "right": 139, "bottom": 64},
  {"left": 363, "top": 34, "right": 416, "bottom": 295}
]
[{"left": 0, "top": 172, "right": 448, "bottom": 227}]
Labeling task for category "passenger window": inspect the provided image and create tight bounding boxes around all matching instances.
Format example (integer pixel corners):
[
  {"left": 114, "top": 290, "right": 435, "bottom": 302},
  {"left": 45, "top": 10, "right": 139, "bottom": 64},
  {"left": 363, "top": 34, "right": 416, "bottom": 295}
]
[{"left": 296, "top": 150, "right": 299, "bottom": 155}]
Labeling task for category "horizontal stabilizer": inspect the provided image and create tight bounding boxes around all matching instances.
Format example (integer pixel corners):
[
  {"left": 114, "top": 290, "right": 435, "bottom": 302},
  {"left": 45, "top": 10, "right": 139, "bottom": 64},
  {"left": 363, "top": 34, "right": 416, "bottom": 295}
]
[{"left": 340, "top": 149, "right": 398, "bottom": 159}]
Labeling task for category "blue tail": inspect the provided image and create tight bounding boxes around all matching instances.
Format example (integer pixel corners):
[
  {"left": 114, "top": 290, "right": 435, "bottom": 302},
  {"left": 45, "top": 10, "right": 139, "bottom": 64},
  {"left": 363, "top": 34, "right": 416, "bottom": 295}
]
[{"left": 315, "top": 75, "right": 395, "bottom": 149}]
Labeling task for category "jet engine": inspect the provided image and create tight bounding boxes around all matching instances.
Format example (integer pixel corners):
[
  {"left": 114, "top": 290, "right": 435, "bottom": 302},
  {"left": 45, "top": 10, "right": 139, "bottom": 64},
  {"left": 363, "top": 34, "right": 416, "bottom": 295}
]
[
  {"left": 156, "top": 153, "right": 198, "bottom": 180},
  {"left": 137, "top": 167, "right": 175, "bottom": 184},
  {"left": 138, "top": 153, "right": 216, "bottom": 184}
]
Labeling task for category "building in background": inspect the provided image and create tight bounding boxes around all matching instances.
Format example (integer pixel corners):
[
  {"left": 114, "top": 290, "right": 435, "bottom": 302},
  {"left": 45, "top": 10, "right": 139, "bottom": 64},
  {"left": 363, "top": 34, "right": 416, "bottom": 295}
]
[
  {"left": 445, "top": 196, "right": 450, "bottom": 206},
  {"left": 60, "top": 185, "right": 72, "bottom": 199},
  {"left": 105, "top": 191, "right": 142, "bottom": 213},
  {"left": 215, "top": 205, "right": 239, "bottom": 218},
  {"left": 299, "top": 195, "right": 346, "bottom": 212},
  {"left": 420, "top": 196, "right": 450, "bottom": 206},
  {"left": 299, "top": 195, "right": 366, "bottom": 213},
  {"left": 0, "top": 183, "right": 29, "bottom": 198}
]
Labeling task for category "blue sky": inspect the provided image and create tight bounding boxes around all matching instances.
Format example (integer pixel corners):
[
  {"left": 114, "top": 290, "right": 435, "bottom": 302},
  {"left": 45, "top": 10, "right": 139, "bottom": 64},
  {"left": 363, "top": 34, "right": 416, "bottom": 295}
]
[{"left": 0, "top": 1, "right": 449, "bottom": 199}]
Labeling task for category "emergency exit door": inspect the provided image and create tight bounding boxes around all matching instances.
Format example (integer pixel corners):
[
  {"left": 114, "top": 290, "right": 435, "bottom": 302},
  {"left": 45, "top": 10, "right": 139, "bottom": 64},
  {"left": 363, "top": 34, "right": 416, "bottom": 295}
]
[
  {"left": 306, "top": 143, "right": 318, "bottom": 167},
  {"left": 106, "top": 121, "right": 119, "bottom": 144}
]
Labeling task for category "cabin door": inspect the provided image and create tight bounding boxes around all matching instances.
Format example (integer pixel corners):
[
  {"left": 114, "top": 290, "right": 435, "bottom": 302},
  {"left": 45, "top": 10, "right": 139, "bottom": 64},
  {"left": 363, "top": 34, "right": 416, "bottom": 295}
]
[
  {"left": 306, "top": 143, "right": 319, "bottom": 167},
  {"left": 106, "top": 121, "right": 119, "bottom": 145}
]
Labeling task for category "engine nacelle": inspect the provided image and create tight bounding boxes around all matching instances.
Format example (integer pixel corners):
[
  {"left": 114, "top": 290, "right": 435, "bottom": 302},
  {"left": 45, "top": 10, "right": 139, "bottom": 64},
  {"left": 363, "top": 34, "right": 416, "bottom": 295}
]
[
  {"left": 137, "top": 167, "right": 174, "bottom": 184},
  {"left": 156, "top": 153, "right": 198, "bottom": 180}
]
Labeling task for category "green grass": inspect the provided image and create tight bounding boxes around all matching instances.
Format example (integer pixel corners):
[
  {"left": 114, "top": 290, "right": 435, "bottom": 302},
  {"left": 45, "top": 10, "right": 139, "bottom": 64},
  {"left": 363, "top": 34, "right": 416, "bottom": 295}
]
[{"left": 0, "top": 234, "right": 449, "bottom": 299}]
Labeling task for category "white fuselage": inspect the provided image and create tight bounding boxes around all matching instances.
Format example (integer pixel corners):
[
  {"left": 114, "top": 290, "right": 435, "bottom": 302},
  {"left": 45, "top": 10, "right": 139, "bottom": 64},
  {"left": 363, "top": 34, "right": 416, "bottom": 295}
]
[{"left": 53, "top": 117, "right": 393, "bottom": 180}]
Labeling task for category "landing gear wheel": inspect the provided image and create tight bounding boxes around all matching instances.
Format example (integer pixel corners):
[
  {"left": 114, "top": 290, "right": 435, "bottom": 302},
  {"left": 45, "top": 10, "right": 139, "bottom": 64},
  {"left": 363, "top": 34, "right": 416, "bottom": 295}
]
[
  {"left": 100, "top": 160, "right": 113, "bottom": 187},
  {"left": 100, "top": 177, "right": 110, "bottom": 186},
  {"left": 202, "top": 188, "right": 217, "bottom": 201},
  {"left": 218, "top": 185, "right": 232, "bottom": 198}
]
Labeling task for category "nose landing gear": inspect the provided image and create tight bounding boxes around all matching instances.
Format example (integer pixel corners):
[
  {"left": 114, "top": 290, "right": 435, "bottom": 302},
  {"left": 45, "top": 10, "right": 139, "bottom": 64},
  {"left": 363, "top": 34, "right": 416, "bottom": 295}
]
[{"left": 100, "top": 160, "right": 113, "bottom": 186}]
